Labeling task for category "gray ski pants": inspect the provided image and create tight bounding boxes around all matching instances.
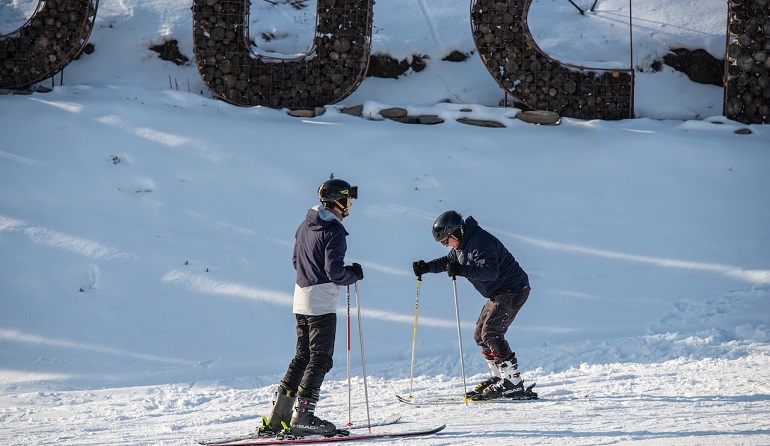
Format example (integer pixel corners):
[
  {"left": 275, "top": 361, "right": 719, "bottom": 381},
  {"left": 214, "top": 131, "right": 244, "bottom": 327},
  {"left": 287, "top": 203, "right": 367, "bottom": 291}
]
[{"left": 473, "top": 286, "right": 530, "bottom": 360}]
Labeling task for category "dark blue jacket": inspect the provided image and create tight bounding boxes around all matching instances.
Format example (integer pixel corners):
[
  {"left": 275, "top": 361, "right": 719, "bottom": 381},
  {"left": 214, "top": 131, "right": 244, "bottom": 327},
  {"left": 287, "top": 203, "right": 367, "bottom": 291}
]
[
  {"left": 293, "top": 206, "right": 358, "bottom": 288},
  {"left": 427, "top": 216, "right": 528, "bottom": 298}
]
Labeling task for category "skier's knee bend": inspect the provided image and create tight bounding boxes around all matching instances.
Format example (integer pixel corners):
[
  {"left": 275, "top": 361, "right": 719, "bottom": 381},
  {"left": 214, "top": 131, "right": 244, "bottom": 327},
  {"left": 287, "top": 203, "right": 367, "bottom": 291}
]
[{"left": 307, "top": 354, "right": 334, "bottom": 376}]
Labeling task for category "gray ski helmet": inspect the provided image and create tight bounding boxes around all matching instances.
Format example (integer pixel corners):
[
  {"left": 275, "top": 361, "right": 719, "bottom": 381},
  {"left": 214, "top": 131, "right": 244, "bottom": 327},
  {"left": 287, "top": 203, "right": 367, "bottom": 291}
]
[
  {"left": 432, "top": 210, "right": 464, "bottom": 243},
  {"left": 318, "top": 178, "right": 358, "bottom": 214}
]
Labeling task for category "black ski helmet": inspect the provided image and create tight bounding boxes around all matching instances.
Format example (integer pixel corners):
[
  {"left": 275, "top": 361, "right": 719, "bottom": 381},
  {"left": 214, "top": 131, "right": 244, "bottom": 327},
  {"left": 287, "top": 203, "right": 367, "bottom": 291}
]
[
  {"left": 432, "top": 210, "right": 464, "bottom": 243},
  {"left": 318, "top": 178, "right": 358, "bottom": 216}
]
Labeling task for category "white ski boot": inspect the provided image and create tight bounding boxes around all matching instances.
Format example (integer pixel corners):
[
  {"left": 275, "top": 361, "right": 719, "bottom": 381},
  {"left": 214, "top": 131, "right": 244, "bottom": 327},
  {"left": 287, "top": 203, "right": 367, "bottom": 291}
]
[
  {"left": 465, "top": 357, "right": 502, "bottom": 399},
  {"left": 477, "top": 354, "right": 537, "bottom": 400}
]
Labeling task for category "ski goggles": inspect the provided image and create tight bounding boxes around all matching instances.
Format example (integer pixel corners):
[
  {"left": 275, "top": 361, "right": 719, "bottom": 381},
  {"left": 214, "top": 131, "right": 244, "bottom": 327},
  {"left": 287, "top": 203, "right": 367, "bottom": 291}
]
[
  {"left": 341, "top": 186, "right": 358, "bottom": 199},
  {"left": 439, "top": 228, "right": 462, "bottom": 245}
]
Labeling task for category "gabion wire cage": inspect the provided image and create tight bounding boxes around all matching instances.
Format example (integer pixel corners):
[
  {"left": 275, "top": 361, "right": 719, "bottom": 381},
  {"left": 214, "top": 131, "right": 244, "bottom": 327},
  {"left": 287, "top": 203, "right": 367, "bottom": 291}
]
[
  {"left": 0, "top": 0, "right": 99, "bottom": 90},
  {"left": 192, "top": 0, "right": 374, "bottom": 109},
  {"left": 724, "top": 0, "right": 770, "bottom": 124},
  {"left": 470, "top": 0, "right": 634, "bottom": 120}
]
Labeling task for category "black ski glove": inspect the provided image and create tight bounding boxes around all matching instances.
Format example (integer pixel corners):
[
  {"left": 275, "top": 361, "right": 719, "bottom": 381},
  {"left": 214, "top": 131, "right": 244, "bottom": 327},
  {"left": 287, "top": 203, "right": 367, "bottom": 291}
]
[
  {"left": 412, "top": 260, "right": 430, "bottom": 277},
  {"left": 447, "top": 260, "right": 461, "bottom": 278},
  {"left": 347, "top": 263, "right": 364, "bottom": 280}
]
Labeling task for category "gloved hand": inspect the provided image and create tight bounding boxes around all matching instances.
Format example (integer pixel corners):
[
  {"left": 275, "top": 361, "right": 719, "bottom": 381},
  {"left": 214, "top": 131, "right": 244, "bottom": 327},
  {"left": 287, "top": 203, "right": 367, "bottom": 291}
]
[
  {"left": 347, "top": 263, "right": 364, "bottom": 280},
  {"left": 412, "top": 260, "right": 429, "bottom": 277},
  {"left": 447, "top": 260, "right": 461, "bottom": 278}
]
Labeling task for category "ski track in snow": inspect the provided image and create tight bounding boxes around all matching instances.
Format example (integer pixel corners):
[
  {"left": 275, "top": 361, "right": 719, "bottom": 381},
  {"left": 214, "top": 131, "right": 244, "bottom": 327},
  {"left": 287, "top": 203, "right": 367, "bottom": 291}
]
[
  {"left": 0, "top": 214, "right": 136, "bottom": 261},
  {"left": 490, "top": 228, "right": 770, "bottom": 286},
  {"left": 161, "top": 270, "right": 457, "bottom": 329}
]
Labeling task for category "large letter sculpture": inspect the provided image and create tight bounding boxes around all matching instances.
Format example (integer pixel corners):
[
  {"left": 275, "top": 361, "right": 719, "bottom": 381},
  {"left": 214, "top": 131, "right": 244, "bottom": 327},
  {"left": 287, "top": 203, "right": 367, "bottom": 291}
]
[
  {"left": 470, "top": 0, "right": 634, "bottom": 120},
  {"left": 0, "top": 0, "right": 98, "bottom": 90},
  {"left": 724, "top": 0, "right": 769, "bottom": 124},
  {"left": 192, "top": 0, "right": 373, "bottom": 109}
]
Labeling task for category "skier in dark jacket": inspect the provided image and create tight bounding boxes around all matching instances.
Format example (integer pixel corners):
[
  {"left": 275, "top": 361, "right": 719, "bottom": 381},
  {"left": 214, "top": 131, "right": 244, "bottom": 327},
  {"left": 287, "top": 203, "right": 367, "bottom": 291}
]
[
  {"left": 263, "top": 177, "right": 364, "bottom": 436},
  {"left": 412, "top": 210, "right": 536, "bottom": 400}
]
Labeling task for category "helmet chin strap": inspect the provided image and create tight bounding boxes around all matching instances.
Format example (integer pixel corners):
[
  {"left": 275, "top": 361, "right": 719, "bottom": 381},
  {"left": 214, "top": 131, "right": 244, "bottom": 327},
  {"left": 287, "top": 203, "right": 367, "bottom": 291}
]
[
  {"left": 323, "top": 199, "right": 349, "bottom": 218},
  {"left": 450, "top": 227, "right": 463, "bottom": 244},
  {"left": 337, "top": 198, "right": 350, "bottom": 217}
]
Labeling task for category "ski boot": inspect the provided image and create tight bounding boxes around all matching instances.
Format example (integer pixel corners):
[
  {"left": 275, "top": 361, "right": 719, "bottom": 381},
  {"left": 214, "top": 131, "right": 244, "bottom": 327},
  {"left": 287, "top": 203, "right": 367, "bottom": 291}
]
[
  {"left": 465, "top": 354, "right": 502, "bottom": 400},
  {"left": 480, "top": 380, "right": 538, "bottom": 400},
  {"left": 288, "top": 390, "right": 337, "bottom": 437},
  {"left": 478, "top": 377, "right": 525, "bottom": 400},
  {"left": 259, "top": 383, "right": 297, "bottom": 435},
  {"left": 474, "top": 354, "right": 538, "bottom": 400},
  {"left": 465, "top": 376, "right": 500, "bottom": 400}
]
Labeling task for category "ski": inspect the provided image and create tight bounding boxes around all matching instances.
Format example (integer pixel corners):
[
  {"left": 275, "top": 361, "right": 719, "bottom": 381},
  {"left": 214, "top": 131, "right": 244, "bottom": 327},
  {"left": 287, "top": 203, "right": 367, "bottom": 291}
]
[
  {"left": 197, "top": 422, "right": 445, "bottom": 445},
  {"left": 397, "top": 383, "right": 542, "bottom": 406},
  {"left": 344, "top": 413, "right": 401, "bottom": 429},
  {"left": 397, "top": 394, "right": 538, "bottom": 406},
  {"left": 197, "top": 414, "right": 401, "bottom": 445},
  {"left": 397, "top": 394, "right": 461, "bottom": 406}
]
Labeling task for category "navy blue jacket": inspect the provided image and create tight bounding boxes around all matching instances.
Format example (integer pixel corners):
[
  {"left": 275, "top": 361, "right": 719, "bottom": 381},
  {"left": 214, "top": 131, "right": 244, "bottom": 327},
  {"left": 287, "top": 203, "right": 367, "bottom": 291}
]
[
  {"left": 426, "top": 216, "right": 528, "bottom": 298},
  {"left": 293, "top": 206, "right": 358, "bottom": 288}
]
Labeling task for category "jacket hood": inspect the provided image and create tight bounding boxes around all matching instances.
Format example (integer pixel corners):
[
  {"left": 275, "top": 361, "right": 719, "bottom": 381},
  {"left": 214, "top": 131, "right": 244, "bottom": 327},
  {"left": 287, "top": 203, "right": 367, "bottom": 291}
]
[
  {"left": 459, "top": 215, "right": 479, "bottom": 249},
  {"left": 305, "top": 205, "right": 346, "bottom": 233}
]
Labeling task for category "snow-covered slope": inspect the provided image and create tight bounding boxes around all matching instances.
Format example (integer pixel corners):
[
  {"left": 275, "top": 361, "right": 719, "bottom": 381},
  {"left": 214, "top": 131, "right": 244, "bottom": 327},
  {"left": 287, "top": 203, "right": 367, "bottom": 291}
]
[{"left": 1, "top": 0, "right": 768, "bottom": 445}]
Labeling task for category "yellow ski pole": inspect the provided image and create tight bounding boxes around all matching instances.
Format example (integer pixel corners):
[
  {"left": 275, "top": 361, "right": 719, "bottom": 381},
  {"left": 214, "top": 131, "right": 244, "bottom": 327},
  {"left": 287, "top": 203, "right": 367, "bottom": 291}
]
[{"left": 408, "top": 276, "right": 421, "bottom": 398}]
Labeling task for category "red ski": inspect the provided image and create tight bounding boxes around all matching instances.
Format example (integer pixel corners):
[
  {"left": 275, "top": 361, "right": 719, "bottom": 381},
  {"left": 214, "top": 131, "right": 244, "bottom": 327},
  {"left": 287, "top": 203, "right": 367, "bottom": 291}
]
[
  {"left": 198, "top": 423, "right": 445, "bottom": 445},
  {"left": 197, "top": 420, "right": 444, "bottom": 445}
]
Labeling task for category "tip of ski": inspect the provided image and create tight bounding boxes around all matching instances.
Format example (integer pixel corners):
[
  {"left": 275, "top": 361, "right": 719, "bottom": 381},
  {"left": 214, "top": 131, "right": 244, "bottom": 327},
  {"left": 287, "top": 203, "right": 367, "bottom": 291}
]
[
  {"left": 396, "top": 394, "right": 460, "bottom": 405},
  {"left": 346, "top": 413, "right": 402, "bottom": 429}
]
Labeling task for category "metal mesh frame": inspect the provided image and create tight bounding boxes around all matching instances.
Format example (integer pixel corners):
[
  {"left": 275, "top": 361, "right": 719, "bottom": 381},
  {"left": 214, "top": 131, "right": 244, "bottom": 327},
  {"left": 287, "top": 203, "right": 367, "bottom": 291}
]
[
  {"left": 192, "top": 0, "right": 374, "bottom": 109},
  {"left": 724, "top": 0, "right": 770, "bottom": 124},
  {"left": 470, "top": 0, "right": 634, "bottom": 120},
  {"left": 0, "top": 0, "right": 99, "bottom": 90}
]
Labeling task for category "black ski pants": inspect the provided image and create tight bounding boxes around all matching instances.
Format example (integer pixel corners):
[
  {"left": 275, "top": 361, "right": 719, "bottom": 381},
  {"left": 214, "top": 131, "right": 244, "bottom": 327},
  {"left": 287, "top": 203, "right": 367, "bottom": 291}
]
[
  {"left": 473, "top": 286, "right": 530, "bottom": 360},
  {"left": 281, "top": 313, "right": 337, "bottom": 398}
]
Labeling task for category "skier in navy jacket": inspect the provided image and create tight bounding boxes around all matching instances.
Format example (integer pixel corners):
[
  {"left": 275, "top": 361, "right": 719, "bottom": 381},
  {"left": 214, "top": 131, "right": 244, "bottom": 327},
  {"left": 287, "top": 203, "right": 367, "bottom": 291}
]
[
  {"left": 263, "top": 177, "right": 363, "bottom": 437},
  {"left": 413, "top": 210, "right": 536, "bottom": 401}
]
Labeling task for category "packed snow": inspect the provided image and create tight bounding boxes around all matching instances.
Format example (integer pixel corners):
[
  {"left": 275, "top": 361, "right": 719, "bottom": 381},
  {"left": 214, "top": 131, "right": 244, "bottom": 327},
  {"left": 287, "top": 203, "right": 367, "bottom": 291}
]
[{"left": 1, "top": 0, "right": 769, "bottom": 445}]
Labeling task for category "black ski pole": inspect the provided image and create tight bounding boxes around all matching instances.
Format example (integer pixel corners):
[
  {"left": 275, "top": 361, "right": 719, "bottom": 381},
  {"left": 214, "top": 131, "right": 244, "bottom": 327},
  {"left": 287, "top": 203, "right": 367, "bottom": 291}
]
[{"left": 567, "top": 0, "right": 585, "bottom": 14}]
